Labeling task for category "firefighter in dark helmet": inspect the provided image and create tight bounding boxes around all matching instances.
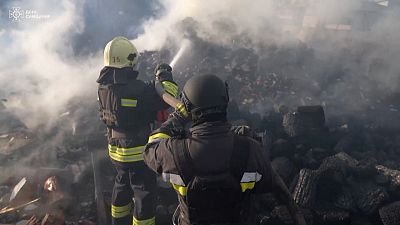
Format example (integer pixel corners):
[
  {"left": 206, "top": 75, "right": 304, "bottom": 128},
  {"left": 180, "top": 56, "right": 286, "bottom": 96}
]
[
  {"left": 143, "top": 74, "right": 307, "bottom": 225},
  {"left": 97, "top": 36, "right": 179, "bottom": 225}
]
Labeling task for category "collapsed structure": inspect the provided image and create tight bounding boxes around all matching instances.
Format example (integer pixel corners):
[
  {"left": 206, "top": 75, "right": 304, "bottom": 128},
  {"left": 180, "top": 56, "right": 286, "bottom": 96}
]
[{"left": 1, "top": 0, "right": 400, "bottom": 225}]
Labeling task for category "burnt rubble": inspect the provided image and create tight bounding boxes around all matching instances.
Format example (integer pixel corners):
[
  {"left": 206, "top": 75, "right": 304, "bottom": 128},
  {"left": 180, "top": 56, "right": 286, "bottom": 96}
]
[
  {"left": 137, "top": 26, "right": 399, "bottom": 223},
  {"left": 1, "top": 21, "right": 400, "bottom": 225},
  {"left": 144, "top": 29, "right": 400, "bottom": 221},
  {"left": 0, "top": 101, "right": 99, "bottom": 225},
  {"left": 254, "top": 106, "right": 400, "bottom": 225}
]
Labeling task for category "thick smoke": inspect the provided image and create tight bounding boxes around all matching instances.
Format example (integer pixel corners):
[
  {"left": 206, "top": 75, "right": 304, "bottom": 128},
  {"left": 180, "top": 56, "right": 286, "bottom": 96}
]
[
  {"left": 0, "top": 0, "right": 159, "bottom": 130},
  {"left": 0, "top": 0, "right": 399, "bottom": 206},
  {"left": 0, "top": 0, "right": 165, "bottom": 182},
  {"left": 0, "top": 0, "right": 97, "bottom": 130},
  {"left": 134, "top": 0, "right": 400, "bottom": 127},
  {"left": 0, "top": 0, "right": 399, "bottom": 131},
  {"left": 134, "top": 0, "right": 380, "bottom": 49},
  {"left": 134, "top": 0, "right": 279, "bottom": 50}
]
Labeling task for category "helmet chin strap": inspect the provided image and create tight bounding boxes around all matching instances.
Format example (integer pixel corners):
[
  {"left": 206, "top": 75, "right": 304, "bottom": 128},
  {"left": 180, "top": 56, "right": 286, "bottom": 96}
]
[
  {"left": 191, "top": 106, "right": 227, "bottom": 118},
  {"left": 181, "top": 90, "right": 229, "bottom": 121},
  {"left": 191, "top": 109, "right": 228, "bottom": 125},
  {"left": 180, "top": 91, "right": 194, "bottom": 114}
]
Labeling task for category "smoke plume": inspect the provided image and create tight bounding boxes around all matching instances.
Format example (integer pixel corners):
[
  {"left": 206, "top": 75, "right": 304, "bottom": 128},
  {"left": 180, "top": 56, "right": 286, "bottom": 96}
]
[
  {"left": 0, "top": 0, "right": 399, "bottom": 131},
  {"left": 133, "top": 0, "right": 400, "bottom": 127}
]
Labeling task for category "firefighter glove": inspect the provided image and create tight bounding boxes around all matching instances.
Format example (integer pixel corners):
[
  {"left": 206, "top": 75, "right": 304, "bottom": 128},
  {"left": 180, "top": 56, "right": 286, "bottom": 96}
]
[{"left": 154, "top": 63, "right": 173, "bottom": 82}]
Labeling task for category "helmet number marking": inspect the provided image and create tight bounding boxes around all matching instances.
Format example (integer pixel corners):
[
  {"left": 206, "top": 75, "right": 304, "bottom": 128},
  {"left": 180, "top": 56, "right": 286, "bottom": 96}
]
[{"left": 112, "top": 57, "right": 121, "bottom": 63}]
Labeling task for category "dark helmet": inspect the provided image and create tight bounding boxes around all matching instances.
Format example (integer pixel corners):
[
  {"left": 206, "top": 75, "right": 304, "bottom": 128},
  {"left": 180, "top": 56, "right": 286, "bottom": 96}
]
[{"left": 181, "top": 74, "right": 229, "bottom": 119}]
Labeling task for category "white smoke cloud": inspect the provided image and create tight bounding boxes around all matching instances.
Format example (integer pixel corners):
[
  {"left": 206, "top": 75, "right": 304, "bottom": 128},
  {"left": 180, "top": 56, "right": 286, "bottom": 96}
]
[
  {"left": 133, "top": 0, "right": 280, "bottom": 51},
  {"left": 0, "top": 0, "right": 399, "bottom": 131},
  {"left": 132, "top": 0, "right": 400, "bottom": 126},
  {"left": 133, "top": 0, "right": 399, "bottom": 49},
  {"left": 0, "top": 0, "right": 101, "bottom": 129}
]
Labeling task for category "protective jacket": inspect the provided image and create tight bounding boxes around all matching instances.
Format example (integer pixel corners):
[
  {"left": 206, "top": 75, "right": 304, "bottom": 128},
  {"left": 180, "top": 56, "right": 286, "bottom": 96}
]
[
  {"left": 97, "top": 67, "right": 177, "bottom": 165},
  {"left": 144, "top": 117, "right": 275, "bottom": 225},
  {"left": 97, "top": 66, "right": 178, "bottom": 225}
]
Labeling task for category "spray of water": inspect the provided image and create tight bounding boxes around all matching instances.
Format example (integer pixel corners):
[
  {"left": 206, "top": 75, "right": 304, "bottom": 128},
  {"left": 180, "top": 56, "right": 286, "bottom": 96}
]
[{"left": 169, "top": 39, "right": 191, "bottom": 68}]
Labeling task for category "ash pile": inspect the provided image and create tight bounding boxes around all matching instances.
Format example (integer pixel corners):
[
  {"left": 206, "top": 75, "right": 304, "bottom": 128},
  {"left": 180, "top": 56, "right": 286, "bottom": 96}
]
[
  {"left": 137, "top": 24, "right": 400, "bottom": 224},
  {"left": 1, "top": 16, "right": 400, "bottom": 224},
  {"left": 0, "top": 100, "right": 102, "bottom": 225},
  {"left": 138, "top": 16, "right": 400, "bottom": 131},
  {"left": 251, "top": 105, "right": 400, "bottom": 225}
]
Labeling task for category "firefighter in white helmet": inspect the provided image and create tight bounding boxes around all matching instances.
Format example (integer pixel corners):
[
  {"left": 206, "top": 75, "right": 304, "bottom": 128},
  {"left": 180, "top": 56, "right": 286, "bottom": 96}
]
[{"left": 97, "top": 36, "right": 178, "bottom": 225}]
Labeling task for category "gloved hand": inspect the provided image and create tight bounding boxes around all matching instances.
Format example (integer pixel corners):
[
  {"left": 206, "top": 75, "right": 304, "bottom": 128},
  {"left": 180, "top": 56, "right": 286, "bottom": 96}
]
[
  {"left": 154, "top": 63, "right": 178, "bottom": 97},
  {"left": 170, "top": 106, "right": 191, "bottom": 126},
  {"left": 154, "top": 63, "right": 173, "bottom": 81},
  {"left": 231, "top": 125, "right": 256, "bottom": 138},
  {"left": 157, "top": 110, "right": 190, "bottom": 139},
  {"left": 155, "top": 80, "right": 179, "bottom": 98}
]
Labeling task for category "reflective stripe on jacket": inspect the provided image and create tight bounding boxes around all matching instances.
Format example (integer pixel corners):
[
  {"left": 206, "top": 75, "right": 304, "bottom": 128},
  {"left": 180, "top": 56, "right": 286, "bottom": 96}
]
[{"left": 143, "top": 120, "right": 274, "bottom": 224}]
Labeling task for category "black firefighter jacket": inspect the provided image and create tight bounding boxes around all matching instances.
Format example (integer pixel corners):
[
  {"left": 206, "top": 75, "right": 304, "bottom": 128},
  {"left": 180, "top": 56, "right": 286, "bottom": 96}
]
[
  {"left": 97, "top": 67, "right": 175, "bottom": 164},
  {"left": 144, "top": 119, "right": 276, "bottom": 224}
]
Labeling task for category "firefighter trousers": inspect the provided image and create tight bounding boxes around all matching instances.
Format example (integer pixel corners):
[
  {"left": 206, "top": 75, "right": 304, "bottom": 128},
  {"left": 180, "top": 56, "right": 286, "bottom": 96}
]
[{"left": 111, "top": 162, "right": 156, "bottom": 225}]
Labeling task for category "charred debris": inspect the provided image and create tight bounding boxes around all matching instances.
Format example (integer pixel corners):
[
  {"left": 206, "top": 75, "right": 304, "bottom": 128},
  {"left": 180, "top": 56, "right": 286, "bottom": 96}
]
[{"left": 1, "top": 13, "right": 400, "bottom": 225}]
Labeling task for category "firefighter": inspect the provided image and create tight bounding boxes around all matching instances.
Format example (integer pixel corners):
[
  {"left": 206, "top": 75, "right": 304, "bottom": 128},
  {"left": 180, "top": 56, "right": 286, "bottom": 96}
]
[
  {"left": 143, "top": 74, "right": 307, "bottom": 225},
  {"left": 97, "top": 36, "right": 178, "bottom": 225}
]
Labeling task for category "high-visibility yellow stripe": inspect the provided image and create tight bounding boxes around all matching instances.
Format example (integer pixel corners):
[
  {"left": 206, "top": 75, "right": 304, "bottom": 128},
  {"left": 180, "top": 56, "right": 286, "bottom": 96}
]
[
  {"left": 109, "top": 151, "right": 144, "bottom": 162},
  {"left": 108, "top": 145, "right": 145, "bottom": 156},
  {"left": 164, "top": 89, "right": 178, "bottom": 98},
  {"left": 112, "top": 210, "right": 131, "bottom": 218},
  {"left": 172, "top": 184, "right": 187, "bottom": 196},
  {"left": 121, "top": 98, "right": 138, "bottom": 107},
  {"left": 240, "top": 182, "right": 256, "bottom": 192},
  {"left": 161, "top": 81, "right": 179, "bottom": 98},
  {"left": 133, "top": 216, "right": 155, "bottom": 225},
  {"left": 176, "top": 103, "right": 188, "bottom": 117},
  {"left": 162, "top": 173, "right": 187, "bottom": 196},
  {"left": 163, "top": 81, "right": 178, "bottom": 91},
  {"left": 162, "top": 81, "right": 178, "bottom": 94},
  {"left": 111, "top": 203, "right": 132, "bottom": 218},
  {"left": 240, "top": 172, "right": 261, "bottom": 192},
  {"left": 112, "top": 203, "right": 132, "bottom": 212},
  {"left": 148, "top": 132, "right": 171, "bottom": 143}
]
